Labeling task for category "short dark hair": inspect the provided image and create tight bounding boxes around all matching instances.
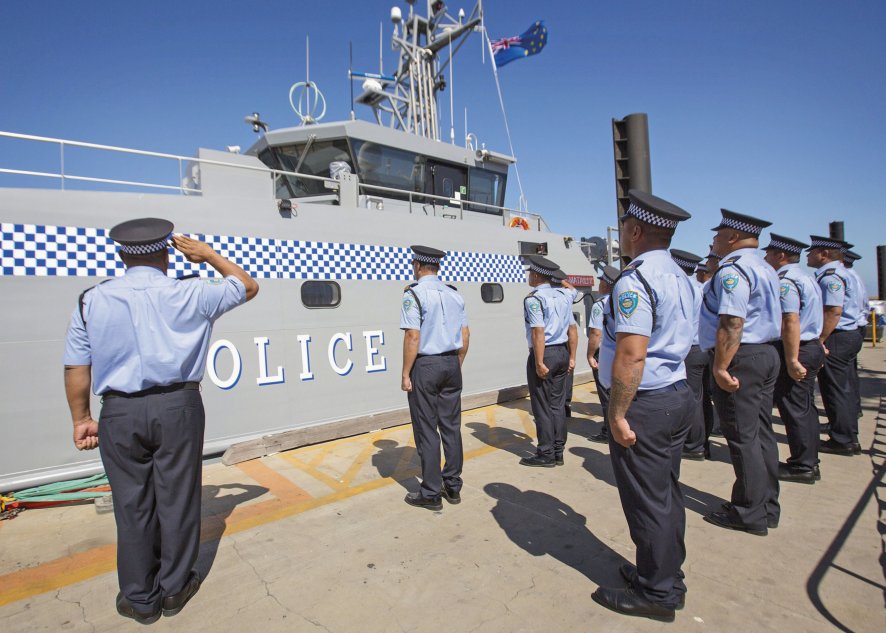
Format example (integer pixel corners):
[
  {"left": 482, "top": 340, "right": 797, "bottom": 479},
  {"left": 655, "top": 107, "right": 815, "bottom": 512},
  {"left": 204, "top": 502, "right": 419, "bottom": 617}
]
[{"left": 416, "top": 261, "right": 439, "bottom": 273}]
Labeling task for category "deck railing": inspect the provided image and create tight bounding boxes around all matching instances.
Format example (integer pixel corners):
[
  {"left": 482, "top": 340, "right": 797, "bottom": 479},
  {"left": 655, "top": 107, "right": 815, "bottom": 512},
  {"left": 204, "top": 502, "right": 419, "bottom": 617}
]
[{"left": 0, "top": 131, "right": 548, "bottom": 231}]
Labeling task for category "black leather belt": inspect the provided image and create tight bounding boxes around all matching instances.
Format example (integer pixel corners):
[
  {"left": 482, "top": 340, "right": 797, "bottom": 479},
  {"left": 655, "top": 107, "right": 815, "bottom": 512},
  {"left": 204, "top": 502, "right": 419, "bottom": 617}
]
[
  {"left": 545, "top": 343, "right": 568, "bottom": 348},
  {"left": 417, "top": 350, "right": 459, "bottom": 358},
  {"left": 103, "top": 381, "right": 199, "bottom": 399}
]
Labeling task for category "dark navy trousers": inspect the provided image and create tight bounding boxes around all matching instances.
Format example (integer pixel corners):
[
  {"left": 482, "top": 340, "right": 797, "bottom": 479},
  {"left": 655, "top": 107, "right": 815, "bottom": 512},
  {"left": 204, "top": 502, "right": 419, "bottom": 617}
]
[
  {"left": 98, "top": 388, "right": 204, "bottom": 613},
  {"left": 712, "top": 343, "right": 780, "bottom": 530},
  {"left": 527, "top": 344, "right": 570, "bottom": 459},
  {"left": 591, "top": 350, "right": 610, "bottom": 436},
  {"left": 407, "top": 354, "right": 464, "bottom": 500},
  {"left": 683, "top": 345, "right": 708, "bottom": 454},
  {"left": 819, "top": 328, "right": 864, "bottom": 445},
  {"left": 609, "top": 380, "right": 692, "bottom": 609},
  {"left": 773, "top": 340, "right": 825, "bottom": 471}
]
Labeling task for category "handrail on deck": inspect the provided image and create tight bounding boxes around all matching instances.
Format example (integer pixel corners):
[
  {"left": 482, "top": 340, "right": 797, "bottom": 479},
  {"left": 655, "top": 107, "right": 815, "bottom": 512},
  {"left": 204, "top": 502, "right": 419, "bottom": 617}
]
[{"left": 0, "top": 130, "right": 549, "bottom": 230}]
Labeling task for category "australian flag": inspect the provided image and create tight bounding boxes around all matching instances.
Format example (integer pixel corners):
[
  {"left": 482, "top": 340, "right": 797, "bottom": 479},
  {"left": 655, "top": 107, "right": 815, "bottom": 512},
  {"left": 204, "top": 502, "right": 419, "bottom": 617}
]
[{"left": 491, "top": 21, "right": 548, "bottom": 68}]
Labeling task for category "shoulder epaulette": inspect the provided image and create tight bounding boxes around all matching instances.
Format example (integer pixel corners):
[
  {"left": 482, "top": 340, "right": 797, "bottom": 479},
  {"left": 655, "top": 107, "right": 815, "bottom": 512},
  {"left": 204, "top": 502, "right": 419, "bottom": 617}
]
[
  {"left": 446, "top": 284, "right": 458, "bottom": 291},
  {"left": 177, "top": 273, "right": 200, "bottom": 281},
  {"left": 607, "top": 260, "right": 657, "bottom": 330},
  {"left": 523, "top": 289, "right": 546, "bottom": 322},
  {"left": 78, "top": 279, "right": 112, "bottom": 325},
  {"left": 721, "top": 255, "right": 741, "bottom": 266},
  {"left": 404, "top": 283, "right": 424, "bottom": 325},
  {"left": 404, "top": 282, "right": 418, "bottom": 291}
]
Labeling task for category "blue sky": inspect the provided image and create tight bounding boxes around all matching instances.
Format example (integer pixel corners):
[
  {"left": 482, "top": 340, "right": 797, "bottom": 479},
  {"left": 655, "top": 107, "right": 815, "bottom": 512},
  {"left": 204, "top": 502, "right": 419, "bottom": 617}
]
[{"left": 1, "top": 0, "right": 884, "bottom": 293}]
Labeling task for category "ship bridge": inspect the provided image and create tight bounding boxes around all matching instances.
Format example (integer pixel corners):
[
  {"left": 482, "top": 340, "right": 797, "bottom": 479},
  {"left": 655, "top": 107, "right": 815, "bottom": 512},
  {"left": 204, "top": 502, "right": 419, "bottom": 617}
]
[{"left": 248, "top": 119, "right": 511, "bottom": 214}]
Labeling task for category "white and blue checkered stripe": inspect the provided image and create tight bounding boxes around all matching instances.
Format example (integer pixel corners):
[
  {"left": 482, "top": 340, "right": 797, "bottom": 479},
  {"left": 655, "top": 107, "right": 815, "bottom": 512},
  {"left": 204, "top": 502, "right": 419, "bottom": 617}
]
[
  {"left": 1, "top": 222, "right": 527, "bottom": 283},
  {"left": 767, "top": 237, "right": 804, "bottom": 254},
  {"left": 720, "top": 216, "right": 763, "bottom": 235},
  {"left": 624, "top": 202, "right": 678, "bottom": 229}
]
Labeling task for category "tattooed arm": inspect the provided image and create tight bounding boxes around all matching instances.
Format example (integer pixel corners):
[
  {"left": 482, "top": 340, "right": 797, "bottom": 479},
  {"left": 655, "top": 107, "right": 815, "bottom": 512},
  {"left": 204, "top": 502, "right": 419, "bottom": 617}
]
[
  {"left": 607, "top": 332, "right": 649, "bottom": 447},
  {"left": 713, "top": 315, "right": 744, "bottom": 392}
]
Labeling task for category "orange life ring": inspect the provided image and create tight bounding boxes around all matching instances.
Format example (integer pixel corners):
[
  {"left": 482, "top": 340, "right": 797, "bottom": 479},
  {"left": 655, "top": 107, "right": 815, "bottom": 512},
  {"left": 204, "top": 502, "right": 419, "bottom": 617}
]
[{"left": 510, "top": 217, "right": 530, "bottom": 230}]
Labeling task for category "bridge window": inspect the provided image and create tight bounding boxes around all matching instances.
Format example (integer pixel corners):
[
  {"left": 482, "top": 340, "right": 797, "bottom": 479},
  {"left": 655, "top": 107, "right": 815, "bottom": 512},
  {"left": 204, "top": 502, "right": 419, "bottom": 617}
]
[
  {"left": 264, "top": 140, "right": 354, "bottom": 198},
  {"left": 467, "top": 168, "right": 506, "bottom": 214}
]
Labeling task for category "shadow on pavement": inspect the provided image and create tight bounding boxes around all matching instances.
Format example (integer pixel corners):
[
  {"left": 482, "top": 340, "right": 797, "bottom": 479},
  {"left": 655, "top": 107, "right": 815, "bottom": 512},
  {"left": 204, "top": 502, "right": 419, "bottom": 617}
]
[
  {"left": 484, "top": 482, "right": 629, "bottom": 588},
  {"left": 197, "top": 483, "right": 268, "bottom": 580}
]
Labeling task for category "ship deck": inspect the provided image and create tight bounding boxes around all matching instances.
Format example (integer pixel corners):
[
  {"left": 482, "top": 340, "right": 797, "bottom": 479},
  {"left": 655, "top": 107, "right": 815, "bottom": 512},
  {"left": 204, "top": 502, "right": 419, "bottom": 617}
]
[{"left": 1, "top": 346, "right": 884, "bottom": 632}]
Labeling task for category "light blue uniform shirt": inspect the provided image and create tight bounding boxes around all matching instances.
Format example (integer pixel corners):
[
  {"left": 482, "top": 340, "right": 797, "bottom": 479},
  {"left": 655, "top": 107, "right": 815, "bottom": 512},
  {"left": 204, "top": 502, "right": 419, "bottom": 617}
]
[
  {"left": 845, "top": 267, "right": 869, "bottom": 327},
  {"left": 599, "top": 250, "right": 694, "bottom": 390},
  {"left": 588, "top": 295, "right": 608, "bottom": 331},
  {"left": 400, "top": 274, "right": 468, "bottom": 355},
  {"left": 699, "top": 248, "right": 782, "bottom": 349},
  {"left": 689, "top": 277, "right": 703, "bottom": 346},
  {"left": 64, "top": 266, "right": 247, "bottom": 394},
  {"left": 815, "top": 262, "right": 860, "bottom": 331},
  {"left": 523, "top": 283, "right": 575, "bottom": 348},
  {"left": 777, "top": 262, "right": 823, "bottom": 341}
]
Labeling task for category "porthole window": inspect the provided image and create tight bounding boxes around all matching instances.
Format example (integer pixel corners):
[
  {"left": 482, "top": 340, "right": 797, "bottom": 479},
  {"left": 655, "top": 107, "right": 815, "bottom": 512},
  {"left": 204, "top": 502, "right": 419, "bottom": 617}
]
[
  {"left": 481, "top": 283, "right": 504, "bottom": 303},
  {"left": 301, "top": 281, "right": 341, "bottom": 308}
]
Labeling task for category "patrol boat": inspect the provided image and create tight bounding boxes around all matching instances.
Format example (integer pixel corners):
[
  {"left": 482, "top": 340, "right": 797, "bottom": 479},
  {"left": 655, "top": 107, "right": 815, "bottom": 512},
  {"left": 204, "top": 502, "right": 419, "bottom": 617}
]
[{"left": 0, "top": 1, "right": 595, "bottom": 492}]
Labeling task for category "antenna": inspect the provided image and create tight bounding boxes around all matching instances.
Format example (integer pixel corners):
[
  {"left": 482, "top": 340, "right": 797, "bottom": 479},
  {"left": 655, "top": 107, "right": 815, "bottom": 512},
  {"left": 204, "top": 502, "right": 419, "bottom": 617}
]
[
  {"left": 379, "top": 22, "right": 383, "bottom": 75},
  {"left": 349, "top": 42, "right": 355, "bottom": 120},
  {"left": 289, "top": 34, "right": 327, "bottom": 125},
  {"left": 449, "top": 31, "right": 454, "bottom": 144}
]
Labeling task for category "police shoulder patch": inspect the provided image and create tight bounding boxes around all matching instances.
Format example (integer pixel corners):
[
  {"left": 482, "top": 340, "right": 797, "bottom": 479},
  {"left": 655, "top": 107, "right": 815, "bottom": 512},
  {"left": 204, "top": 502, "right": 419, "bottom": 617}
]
[
  {"left": 617, "top": 290, "right": 639, "bottom": 317},
  {"left": 403, "top": 296, "right": 415, "bottom": 311},
  {"left": 526, "top": 297, "right": 542, "bottom": 313},
  {"left": 204, "top": 277, "right": 224, "bottom": 285},
  {"left": 721, "top": 273, "right": 741, "bottom": 292},
  {"left": 827, "top": 280, "right": 843, "bottom": 293},
  {"left": 779, "top": 282, "right": 791, "bottom": 298}
]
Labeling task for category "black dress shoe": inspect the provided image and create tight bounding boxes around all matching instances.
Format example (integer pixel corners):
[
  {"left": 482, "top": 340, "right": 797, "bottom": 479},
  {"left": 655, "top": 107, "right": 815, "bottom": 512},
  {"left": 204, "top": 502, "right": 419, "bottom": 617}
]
[
  {"left": 588, "top": 431, "right": 609, "bottom": 444},
  {"left": 404, "top": 492, "right": 443, "bottom": 510},
  {"left": 591, "top": 586, "right": 676, "bottom": 622},
  {"left": 718, "top": 503, "right": 778, "bottom": 528},
  {"left": 851, "top": 442, "right": 862, "bottom": 455},
  {"left": 819, "top": 439, "right": 855, "bottom": 456},
  {"left": 704, "top": 511, "right": 767, "bottom": 536},
  {"left": 442, "top": 485, "right": 461, "bottom": 504},
  {"left": 819, "top": 423, "right": 831, "bottom": 434},
  {"left": 565, "top": 404, "right": 572, "bottom": 418},
  {"left": 777, "top": 463, "right": 815, "bottom": 484},
  {"left": 519, "top": 455, "right": 556, "bottom": 468},
  {"left": 554, "top": 454, "right": 564, "bottom": 466},
  {"left": 814, "top": 465, "right": 821, "bottom": 480},
  {"left": 681, "top": 450, "right": 705, "bottom": 461},
  {"left": 162, "top": 571, "right": 201, "bottom": 617},
  {"left": 618, "top": 563, "right": 685, "bottom": 610},
  {"left": 116, "top": 593, "right": 161, "bottom": 625}
]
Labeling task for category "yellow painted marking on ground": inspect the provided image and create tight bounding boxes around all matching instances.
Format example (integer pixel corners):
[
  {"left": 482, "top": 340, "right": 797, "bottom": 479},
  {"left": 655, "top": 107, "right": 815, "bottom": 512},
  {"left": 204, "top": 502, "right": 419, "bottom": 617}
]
[
  {"left": 308, "top": 444, "right": 333, "bottom": 467},
  {"left": 0, "top": 408, "right": 540, "bottom": 607},
  {"left": 278, "top": 452, "right": 347, "bottom": 491},
  {"left": 518, "top": 408, "right": 537, "bottom": 438},
  {"left": 339, "top": 441, "right": 381, "bottom": 487},
  {"left": 235, "top": 459, "right": 313, "bottom": 504}
]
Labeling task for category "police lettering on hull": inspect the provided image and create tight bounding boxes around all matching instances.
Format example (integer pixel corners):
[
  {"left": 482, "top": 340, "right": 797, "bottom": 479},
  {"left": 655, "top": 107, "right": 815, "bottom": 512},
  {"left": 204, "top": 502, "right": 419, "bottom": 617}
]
[{"left": 207, "top": 331, "right": 388, "bottom": 389}]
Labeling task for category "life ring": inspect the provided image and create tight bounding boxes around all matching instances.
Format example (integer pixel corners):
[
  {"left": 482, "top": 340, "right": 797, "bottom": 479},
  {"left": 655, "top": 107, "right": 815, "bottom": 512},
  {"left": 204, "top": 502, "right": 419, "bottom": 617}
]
[{"left": 510, "top": 217, "right": 530, "bottom": 230}]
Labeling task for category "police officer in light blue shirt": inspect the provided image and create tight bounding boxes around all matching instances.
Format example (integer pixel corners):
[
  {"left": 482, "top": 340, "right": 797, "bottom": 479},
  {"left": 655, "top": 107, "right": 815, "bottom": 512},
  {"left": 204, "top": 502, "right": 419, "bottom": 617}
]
[
  {"left": 763, "top": 234, "right": 824, "bottom": 483},
  {"left": 519, "top": 255, "right": 577, "bottom": 467},
  {"left": 843, "top": 250, "right": 869, "bottom": 419},
  {"left": 591, "top": 190, "right": 695, "bottom": 622},
  {"left": 63, "top": 218, "right": 258, "bottom": 623},
  {"left": 701, "top": 209, "right": 782, "bottom": 537},
  {"left": 586, "top": 265, "right": 618, "bottom": 444},
  {"left": 807, "top": 236, "right": 863, "bottom": 455},
  {"left": 670, "top": 249, "right": 707, "bottom": 461},
  {"left": 400, "top": 245, "right": 470, "bottom": 509},
  {"left": 552, "top": 268, "right": 582, "bottom": 417}
]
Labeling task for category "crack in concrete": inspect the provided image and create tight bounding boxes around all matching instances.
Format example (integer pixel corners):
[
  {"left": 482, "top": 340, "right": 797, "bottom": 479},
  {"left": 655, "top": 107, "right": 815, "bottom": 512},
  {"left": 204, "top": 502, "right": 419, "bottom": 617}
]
[
  {"left": 231, "top": 540, "right": 294, "bottom": 618},
  {"left": 54, "top": 590, "right": 96, "bottom": 633}
]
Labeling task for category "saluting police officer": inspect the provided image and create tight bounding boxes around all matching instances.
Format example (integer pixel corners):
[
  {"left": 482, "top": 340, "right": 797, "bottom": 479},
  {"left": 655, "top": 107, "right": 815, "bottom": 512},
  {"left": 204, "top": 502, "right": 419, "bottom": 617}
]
[
  {"left": 63, "top": 218, "right": 259, "bottom": 623},
  {"left": 400, "top": 245, "right": 470, "bottom": 510},
  {"left": 807, "top": 236, "right": 863, "bottom": 455},
  {"left": 763, "top": 234, "right": 825, "bottom": 484},
  {"left": 592, "top": 190, "right": 694, "bottom": 622},
  {"left": 842, "top": 249, "right": 869, "bottom": 419},
  {"left": 586, "top": 265, "right": 619, "bottom": 444},
  {"left": 520, "top": 255, "right": 577, "bottom": 467},
  {"left": 551, "top": 268, "right": 581, "bottom": 417},
  {"left": 670, "top": 249, "right": 706, "bottom": 461},
  {"left": 700, "top": 210, "right": 782, "bottom": 536}
]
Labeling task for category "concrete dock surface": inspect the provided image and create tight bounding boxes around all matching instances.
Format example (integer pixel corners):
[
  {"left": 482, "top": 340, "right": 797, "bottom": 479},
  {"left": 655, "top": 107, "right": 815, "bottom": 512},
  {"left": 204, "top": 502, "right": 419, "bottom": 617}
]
[{"left": 1, "top": 346, "right": 884, "bottom": 632}]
